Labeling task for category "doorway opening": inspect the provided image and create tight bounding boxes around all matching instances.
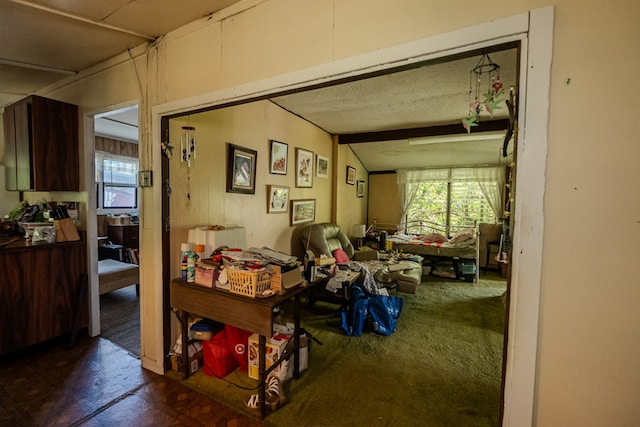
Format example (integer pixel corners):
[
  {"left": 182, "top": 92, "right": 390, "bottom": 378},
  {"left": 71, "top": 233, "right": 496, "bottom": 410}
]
[
  {"left": 153, "top": 10, "right": 551, "bottom": 426},
  {"left": 94, "top": 105, "right": 141, "bottom": 357},
  {"left": 161, "top": 46, "right": 517, "bottom": 422}
]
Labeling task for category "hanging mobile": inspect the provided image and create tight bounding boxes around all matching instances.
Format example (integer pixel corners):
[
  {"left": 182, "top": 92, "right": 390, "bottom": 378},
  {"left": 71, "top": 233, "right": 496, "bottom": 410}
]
[
  {"left": 461, "top": 53, "right": 503, "bottom": 132},
  {"left": 181, "top": 126, "right": 196, "bottom": 167}
]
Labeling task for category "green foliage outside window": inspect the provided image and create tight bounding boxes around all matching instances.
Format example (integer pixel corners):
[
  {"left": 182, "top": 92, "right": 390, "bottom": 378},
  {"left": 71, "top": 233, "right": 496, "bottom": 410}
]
[{"left": 406, "top": 181, "right": 496, "bottom": 237}]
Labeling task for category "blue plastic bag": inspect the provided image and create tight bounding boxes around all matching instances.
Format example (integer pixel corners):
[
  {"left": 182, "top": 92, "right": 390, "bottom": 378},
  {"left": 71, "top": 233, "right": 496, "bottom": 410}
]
[
  {"left": 341, "top": 286, "right": 403, "bottom": 336},
  {"left": 368, "top": 294, "right": 403, "bottom": 336},
  {"left": 341, "top": 285, "right": 369, "bottom": 336}
]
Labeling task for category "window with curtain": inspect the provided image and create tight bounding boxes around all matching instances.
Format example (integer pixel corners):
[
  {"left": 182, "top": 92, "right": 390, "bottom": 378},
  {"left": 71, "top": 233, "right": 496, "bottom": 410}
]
[
  {"left": 398, "top": 166, "right": 505, "bottom": 236},
  {"left": 96, "top": 154, "right": 138, "bottom": 210}
]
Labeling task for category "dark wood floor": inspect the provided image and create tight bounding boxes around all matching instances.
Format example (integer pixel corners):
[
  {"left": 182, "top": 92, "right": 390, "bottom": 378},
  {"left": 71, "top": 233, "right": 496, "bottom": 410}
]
[{"left": 0, "top": 334, "right": 268, "bottom": 427}]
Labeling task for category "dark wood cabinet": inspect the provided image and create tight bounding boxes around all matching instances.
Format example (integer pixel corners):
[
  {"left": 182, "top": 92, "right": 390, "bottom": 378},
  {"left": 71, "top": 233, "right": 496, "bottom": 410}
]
[
  {"left": 0, "top": 239, "right": 87, "bottom": 355},
  {"left": 3, "top": 95, "right": 79, "bottom": 191},
  {"left": 108, "top": 224, "right": 139, "bottom": 249}
]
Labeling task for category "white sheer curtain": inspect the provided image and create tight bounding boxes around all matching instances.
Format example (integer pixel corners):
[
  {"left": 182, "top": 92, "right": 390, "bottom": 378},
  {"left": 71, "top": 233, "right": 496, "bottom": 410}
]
[
  {"left": 396, "top": 169, "right": 448, "bottom": 223},
  {"left": 397, "top": 166, "right": 506, "bottom": 220},
  {"left": 451, "top": 167, "right": 506, "bottom": 219}
]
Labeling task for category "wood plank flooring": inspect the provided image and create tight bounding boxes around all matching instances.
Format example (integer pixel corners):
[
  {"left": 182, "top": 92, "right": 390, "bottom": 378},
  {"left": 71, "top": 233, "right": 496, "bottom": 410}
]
[{"left": 0, "top": 335, "right": 268, "bottom": 427}]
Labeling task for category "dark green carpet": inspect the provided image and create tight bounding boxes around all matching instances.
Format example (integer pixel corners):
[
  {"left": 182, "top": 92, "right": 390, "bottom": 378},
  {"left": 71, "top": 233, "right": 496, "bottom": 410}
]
[
  {"left": 100, "top": 285, "right": 140, "bottom": 357},
  {"left": 168, "top": 273, "right": 507, "bottom": 426}
]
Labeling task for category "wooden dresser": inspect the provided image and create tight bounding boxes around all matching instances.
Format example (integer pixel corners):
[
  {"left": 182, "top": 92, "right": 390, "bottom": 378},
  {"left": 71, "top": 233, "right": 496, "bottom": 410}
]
[
  {"left": 0, "top": 237, "right": 87, "bottom": 355},
  {"left": 107, "top": 224, "right": 139, "bottom": 249}
]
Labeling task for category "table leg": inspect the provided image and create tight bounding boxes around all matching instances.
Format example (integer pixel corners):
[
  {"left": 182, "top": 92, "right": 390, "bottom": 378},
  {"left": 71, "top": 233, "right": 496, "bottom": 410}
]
[
  {"left": 340, "top": 281, "right": 351, "bottom": 311},
  {"left": 180, "top": 310, "right": 189, "bottom": 379},
  {"left": 294, "top": 294, "right": 300, "bottom": 379},
  {"left": 258, "top": 335, "right": 266, "bottom": 419}
]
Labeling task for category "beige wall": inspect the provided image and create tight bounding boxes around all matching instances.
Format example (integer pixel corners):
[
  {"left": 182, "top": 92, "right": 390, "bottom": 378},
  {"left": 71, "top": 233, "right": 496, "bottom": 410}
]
[
  {"left": 368, "top": 173, "right": 403, "bottom": 228},
  {"left": 334, "top": 142, "right": 367, "bottom": 235},
  {"left": 2, "top": 1, "right": 639, "bottom": 425},
  {"left": 167, "top": 100, "right": 334, "bottom": 276}
]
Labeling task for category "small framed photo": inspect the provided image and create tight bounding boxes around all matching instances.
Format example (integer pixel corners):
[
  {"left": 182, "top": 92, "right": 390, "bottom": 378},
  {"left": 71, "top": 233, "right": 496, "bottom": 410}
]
[
  {"left": 357, "top": 180, "right": 365, "bottom": 198},
  {"left": 226, "top": 143, "right": 257, "bottom": 194},
  {"left": 296, "top": 148, "right": 314, "bottom": 188},
  {"left": 346, "top": 166, "right": 356, "bottom": 185},
  {"left": 269, "top": 140, "right": 288, "bottom": 175},
  {"left": 290, "top": 199, "right": 316, "bottom": 225},
  {"left": 267, "top": 185, "right": 290, "bottom": 213},
  {"left": 316, "top": 154, "right": 329, "bottom": 178}
]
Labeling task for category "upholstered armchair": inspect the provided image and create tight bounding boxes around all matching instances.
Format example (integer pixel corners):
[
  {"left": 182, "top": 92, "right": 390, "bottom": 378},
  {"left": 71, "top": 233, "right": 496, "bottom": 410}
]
[{"left": 300, "top": 223, "right": 355, "bottom": 259}]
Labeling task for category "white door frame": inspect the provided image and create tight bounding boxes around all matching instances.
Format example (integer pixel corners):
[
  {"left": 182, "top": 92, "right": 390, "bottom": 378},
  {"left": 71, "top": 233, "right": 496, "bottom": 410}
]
[
  {"left": 149, "top": 7, "right": 553, "bottom": 426},
  {"left": 83, "top": 101, "right": 141, "bottom": 338}
]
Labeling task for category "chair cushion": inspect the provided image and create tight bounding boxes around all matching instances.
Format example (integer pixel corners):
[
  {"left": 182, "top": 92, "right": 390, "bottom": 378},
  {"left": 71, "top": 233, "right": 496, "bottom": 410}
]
[{"left": 333, "top": 248, "right": 350, "bottom": 264}]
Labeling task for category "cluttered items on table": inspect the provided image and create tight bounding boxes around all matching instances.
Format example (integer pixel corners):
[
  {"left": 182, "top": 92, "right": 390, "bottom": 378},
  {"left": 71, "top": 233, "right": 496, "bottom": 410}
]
[{"left": 185, "top": 245, "right": 305, "bottom": 297}]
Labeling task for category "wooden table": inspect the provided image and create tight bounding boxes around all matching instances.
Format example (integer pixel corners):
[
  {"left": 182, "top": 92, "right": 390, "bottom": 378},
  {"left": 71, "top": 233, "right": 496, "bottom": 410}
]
[
  {"left": 170, "top": 278, "right": 309, "bottom": 418},
  {"left": 308, "top": 270, "right": 360, "bottom": 310}
]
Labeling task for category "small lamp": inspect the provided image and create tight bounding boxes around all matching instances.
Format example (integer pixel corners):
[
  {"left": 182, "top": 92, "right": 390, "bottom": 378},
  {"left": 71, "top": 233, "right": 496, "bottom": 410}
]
[{"left": 351, "top": 224, "right": 366, "bottom": 249}]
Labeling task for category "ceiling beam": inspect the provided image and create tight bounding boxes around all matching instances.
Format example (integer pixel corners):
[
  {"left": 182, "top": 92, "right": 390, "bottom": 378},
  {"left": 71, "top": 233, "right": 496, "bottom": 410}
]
[
  {"left": 10, "top": 0, "right": 156, "bottom": 40},
  {"left": 0, "top": 57, "right": 77, "bottom": 75},
  {"left": 338, "top": 119, "right": 510, "bottom": 144}
]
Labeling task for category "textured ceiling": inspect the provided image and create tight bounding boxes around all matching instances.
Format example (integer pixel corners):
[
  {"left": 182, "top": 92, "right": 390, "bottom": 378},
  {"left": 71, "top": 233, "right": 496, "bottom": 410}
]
[
  {"left": 271, "top": 47, "right": 519, "bottom": 171},
  {"left": 272, "top": 49, "right": 517, "bottom": 135}
]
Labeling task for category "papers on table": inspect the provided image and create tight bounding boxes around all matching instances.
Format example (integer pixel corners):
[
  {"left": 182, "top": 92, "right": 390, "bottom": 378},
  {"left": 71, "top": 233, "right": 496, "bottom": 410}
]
[{"left": 246, "top": 247, "right": 297, "bottom": 266}]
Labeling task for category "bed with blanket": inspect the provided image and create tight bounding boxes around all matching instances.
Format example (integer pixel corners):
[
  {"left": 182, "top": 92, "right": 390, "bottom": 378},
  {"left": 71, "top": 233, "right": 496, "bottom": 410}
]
[
  {"left": 387, "top": 227, "right": 479, "bottom": 282},
  {"left": 98, "top": 259, "right": 139, "bottom": 295}
]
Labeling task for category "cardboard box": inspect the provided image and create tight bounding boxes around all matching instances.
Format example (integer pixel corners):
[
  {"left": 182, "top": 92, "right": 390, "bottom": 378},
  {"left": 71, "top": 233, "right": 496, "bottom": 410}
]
[
  {"left": 195, "top": 264, "right": 217, "bottom": 287},
  {"left": 270, "top": 264, "right": 305, "bottom": 294},
  {"left": 316, "top": 256, "right": 336, "bottom": 266},
  {"left": 247, "top": 333, "right": 289, "bottom": 380},
  {"left": 187, "top": 226, "right": 246, "bottom": 258},
  {"left": 171, "top": 349, "right": 203, "bottom": 375}
]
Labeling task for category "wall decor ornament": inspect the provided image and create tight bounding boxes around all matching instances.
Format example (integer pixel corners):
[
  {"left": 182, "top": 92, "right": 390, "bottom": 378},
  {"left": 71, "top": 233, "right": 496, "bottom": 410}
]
[
  {"left": 356, "top": 180, "right": 365, "bottom": 198},
  {"left": 269, "top": 140, "right": 288, "bottom": 175},
  {"left": 461, "top": 53, "right": 505, "bottom": 133},
  {"left": 290, "top": 199, "right": 316, "bottom": 225},
  {"left": 295, "top": 148, "right": 314, "bottom": 188},
  {"left": 316, "top": 154, "right": 329, "bottom": 178},
  {"left": 226, "top": 143, "right": 257, "bottom": 194},
  {"left": 181, "top": 125, "right": 196, "bottom": 166},
  {"left": 267, "top": 185, "right": 290, "bottom": 213},
  {"left": 161, "top": 137, "right": 173, "bottom": 159},
  {"left": 346, "top": 166, "right": 356, "bottom": 185}
]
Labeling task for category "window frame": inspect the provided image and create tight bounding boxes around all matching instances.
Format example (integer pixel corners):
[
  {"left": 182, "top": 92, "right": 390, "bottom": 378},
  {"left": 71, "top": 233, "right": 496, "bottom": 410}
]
[
  {"left": 403, "top": 168, "right": 500, "bottom": 236},
  {"left": 95, "top": 152, "right": 139, "bottom": 212}
]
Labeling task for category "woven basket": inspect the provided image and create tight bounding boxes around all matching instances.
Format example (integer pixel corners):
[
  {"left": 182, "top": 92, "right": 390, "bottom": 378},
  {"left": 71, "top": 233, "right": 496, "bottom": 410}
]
[
  {"left": 270, "top": 265, "right": 283, "bottom": 295},
  {"left": 227, "top": 269, "right": 272, "bottom": 297}
]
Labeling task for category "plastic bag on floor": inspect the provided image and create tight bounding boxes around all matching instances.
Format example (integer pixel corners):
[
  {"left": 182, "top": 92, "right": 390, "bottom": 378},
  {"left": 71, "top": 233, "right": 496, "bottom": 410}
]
[
  {"left": 368, "top": 293, "right": 403, "bottom": 336},
  {"left": 341, "top": 285, "right": 369, "bottom": 336},
  {"left": 203, "top": 329, "right": 239, "bottom": 378}
]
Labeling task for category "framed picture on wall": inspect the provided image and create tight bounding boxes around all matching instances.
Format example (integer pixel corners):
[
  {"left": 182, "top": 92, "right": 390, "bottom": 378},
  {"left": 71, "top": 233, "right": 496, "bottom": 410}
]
[
  {"left": 296, "top": 148, "right": 314, "bottom": 188},
  {"left": 226, "top": 143, "right": 257, "bottom": 194},
  {"left": 357, "top": 180, "right": 365, "bottom": 198},
  {"left": 267, "top": 185, "right": 290, "bottom": 213},
  {"left": 346, "top": 166, "right": 356, "bottom": 185},
  {"left": 269, "top": 140, "right": 288, "bottom": 175},
  {"left": 316, "top": 154, "right": 329, "bottom": 178},
  {"left": 290, "top": 199, "right": 316, "bottom": 225}
]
